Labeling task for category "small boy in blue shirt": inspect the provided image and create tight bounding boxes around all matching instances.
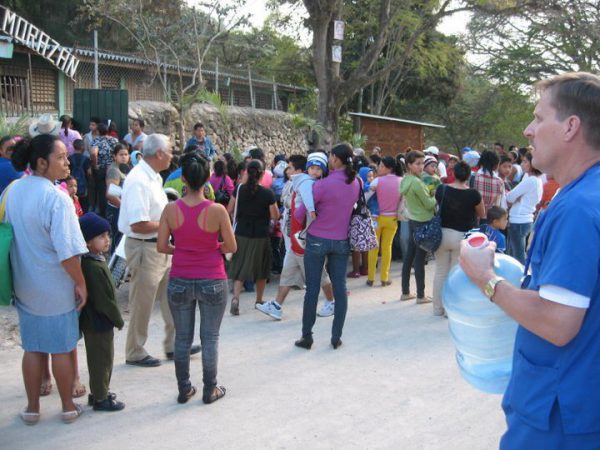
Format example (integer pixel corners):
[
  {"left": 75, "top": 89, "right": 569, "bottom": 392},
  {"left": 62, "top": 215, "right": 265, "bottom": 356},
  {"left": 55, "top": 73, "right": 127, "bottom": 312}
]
[{"left": 466, "top": 206, "right": 508, "bottom": 253}]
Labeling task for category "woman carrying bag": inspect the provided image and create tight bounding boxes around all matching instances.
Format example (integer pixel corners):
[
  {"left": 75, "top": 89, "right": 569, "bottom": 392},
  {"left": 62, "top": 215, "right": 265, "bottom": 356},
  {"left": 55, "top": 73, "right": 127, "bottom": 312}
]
[{"left": 399, "top": 150, "right": 436, "bottom": 304}]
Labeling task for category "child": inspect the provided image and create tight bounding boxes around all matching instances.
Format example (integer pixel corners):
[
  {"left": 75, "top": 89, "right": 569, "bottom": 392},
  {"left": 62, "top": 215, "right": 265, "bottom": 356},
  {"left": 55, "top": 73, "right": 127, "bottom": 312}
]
[
  {"left": 291, "top": 151, "right": 328, "bottom": 244},
  {"left": 79, "top": 213, "right": 125, "bottom": 412},
  {"left": 421, "top": 155, "right": 441, "bottom": 195},
  {"left": 64, "top": 175, "right": 84, "bottom": 217},
  {"left": 68, "top": 139, "right": 91, "bottom": 212},
  {"left": 466, "top": 206, "right": 508, "bottom": 253}
]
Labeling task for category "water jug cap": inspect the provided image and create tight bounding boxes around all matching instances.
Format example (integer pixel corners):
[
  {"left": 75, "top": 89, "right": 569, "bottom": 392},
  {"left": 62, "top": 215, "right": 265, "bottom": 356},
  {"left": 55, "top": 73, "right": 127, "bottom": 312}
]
[{"left": 466, "top": 232, "right": 489, "bottom": 249}]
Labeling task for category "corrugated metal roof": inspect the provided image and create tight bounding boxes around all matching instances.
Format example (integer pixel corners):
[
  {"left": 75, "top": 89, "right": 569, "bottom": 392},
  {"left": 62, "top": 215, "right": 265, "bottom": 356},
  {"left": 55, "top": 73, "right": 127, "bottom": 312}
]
[{"left": 349, "top": 112, "right": 445, "bottom": 129}]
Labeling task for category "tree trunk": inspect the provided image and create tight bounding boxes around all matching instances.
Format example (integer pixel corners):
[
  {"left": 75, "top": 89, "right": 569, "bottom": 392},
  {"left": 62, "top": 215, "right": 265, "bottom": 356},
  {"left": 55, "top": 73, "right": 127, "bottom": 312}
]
[{"left": 306, "top": 0, "right": 343, "bottom": 149}]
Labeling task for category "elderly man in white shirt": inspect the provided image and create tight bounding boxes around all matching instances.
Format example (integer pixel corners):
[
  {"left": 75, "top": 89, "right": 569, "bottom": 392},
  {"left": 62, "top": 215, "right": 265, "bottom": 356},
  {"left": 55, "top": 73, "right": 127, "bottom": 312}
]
[{"left": 118, "top": 134, "right": 198, "bottom": 367}]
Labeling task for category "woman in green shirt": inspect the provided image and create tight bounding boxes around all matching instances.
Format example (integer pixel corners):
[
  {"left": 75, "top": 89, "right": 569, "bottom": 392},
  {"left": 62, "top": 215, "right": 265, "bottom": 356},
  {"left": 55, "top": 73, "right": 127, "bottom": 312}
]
[{"left": 399, "top": 150, "right": 436, "bottom": 303}]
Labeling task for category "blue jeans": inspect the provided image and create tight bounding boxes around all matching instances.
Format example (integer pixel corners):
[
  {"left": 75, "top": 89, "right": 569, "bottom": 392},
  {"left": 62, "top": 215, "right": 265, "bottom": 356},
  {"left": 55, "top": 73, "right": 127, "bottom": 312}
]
[
  {"left": 105, "top": 204, "right": 121, "bottom": 254},
  {"left": 167, "top": 278, "right": 227, "bottom": 397},
  {"left": 507, "top": 222, "right": 532, "bottom": 265},
  {"left": 302, "top": 234, "right": 350, "bottom": 341}
]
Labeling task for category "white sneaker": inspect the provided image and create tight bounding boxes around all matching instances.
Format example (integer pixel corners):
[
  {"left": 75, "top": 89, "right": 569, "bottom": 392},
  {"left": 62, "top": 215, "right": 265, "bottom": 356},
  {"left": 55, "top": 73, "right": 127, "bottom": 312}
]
[
  {"left": 317, "top": 300, "right": 335, "bottom": 317},
  {"left": 256, "top": 300, "right": 282, "bottom": 320}
]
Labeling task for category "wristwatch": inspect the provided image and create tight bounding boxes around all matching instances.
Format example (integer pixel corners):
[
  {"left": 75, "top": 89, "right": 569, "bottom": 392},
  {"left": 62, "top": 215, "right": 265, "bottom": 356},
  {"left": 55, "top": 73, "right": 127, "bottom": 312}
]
[{"left": 483, "top": 276, "right": 506, "bottom": 302}]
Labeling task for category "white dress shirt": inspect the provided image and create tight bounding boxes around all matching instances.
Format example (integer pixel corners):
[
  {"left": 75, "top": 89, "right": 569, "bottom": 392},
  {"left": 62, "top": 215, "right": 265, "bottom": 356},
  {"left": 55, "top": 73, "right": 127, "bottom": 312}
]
[{"left": 118, "top": 159, "right": 167, "bottom": 239}]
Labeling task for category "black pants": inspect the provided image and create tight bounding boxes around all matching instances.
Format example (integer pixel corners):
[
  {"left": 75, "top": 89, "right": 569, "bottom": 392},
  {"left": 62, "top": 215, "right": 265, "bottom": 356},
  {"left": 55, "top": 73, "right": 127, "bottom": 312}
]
[
  {"left": 401, "top": 220, "right": 428, "bottom": 298},
  {"left": 94, "top": 168, "right": 107, "bottom": 218},
  {"left": 83, "top": 329, "right": 114, "bottom": 402}
]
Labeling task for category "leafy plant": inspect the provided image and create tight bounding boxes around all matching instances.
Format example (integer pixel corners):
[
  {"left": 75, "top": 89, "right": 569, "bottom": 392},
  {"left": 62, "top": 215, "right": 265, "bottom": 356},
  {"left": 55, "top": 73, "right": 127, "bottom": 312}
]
[
  {"left": 0, "top": 115, "right": 29, "bottom": 137},
  {"left": 350, "top": 133, "right": 368, "bottom": 149}
]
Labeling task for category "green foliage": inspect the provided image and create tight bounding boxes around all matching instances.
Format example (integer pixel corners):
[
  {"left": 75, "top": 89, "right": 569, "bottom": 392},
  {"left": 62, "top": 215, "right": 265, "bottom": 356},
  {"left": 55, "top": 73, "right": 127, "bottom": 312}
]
[
  {"left": 466, "top": 0, "right": 600, "bottom": 85},
  {"left": 350, "top": 133, "right": 368, "bottom": 149},
  {"left": 0, "top": 115, "right": 29, "bottom": 137},
  {"left": 403, "top": 70, "right": 534, "bottom": 152}
]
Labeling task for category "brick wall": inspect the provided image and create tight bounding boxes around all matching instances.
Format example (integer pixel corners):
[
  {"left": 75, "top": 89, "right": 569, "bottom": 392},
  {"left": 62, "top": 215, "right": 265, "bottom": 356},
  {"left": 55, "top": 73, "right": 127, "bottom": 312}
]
[{"left": 357, "top": 117, "right": 424, "bottom": 156}]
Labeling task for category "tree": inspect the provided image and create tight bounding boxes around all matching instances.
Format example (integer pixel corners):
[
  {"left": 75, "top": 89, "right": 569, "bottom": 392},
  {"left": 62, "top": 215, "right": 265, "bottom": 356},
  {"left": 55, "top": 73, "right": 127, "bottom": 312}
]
[
  {"left": 410, "top": 70, "right": 534, "bottom": 152},
  {"left": 466, "top": 0, "right": 600, "bottom": 85},
  {"left": 207, "top": 24, "right": 314, "bottom": 87},
  {"left": 80, "top": 0, "right": 247, "bottom": 143}
]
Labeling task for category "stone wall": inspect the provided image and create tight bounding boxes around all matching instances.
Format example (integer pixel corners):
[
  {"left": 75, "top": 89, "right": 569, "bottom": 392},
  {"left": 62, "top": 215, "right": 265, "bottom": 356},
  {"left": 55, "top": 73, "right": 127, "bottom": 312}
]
[{"left": 128, "top": 101, "right": 307, "bottom": 161}]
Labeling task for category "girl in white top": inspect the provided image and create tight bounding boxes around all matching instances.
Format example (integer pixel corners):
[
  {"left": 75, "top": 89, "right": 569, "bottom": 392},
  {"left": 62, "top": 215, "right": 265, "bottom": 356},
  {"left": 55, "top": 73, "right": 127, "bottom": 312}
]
[{"left": 506, "top": 151, "right": 543, "bottom": 264}]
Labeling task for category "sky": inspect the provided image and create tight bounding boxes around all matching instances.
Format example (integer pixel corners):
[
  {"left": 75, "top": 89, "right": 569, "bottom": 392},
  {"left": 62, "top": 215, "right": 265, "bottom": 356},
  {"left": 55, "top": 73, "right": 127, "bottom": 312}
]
[
  {"left": 189, "top": 0, "right": 472, "bottom": 43},
  {"left": 239, "top": 0, "right": 472, "bottom": 39}
]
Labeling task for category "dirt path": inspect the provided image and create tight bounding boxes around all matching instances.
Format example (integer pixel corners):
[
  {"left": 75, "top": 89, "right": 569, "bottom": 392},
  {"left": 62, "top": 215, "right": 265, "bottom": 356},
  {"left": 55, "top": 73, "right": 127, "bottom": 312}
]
[{"left": 0, "top": 262, "right": 505, "bottom": 449}]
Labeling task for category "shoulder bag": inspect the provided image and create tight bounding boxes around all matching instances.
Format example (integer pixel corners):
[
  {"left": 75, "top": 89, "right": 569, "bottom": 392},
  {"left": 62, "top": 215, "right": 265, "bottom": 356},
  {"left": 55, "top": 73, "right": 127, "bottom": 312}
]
[
  {"left": 349, "top": 179, "right": 379, "bottom": 252},
  {"left": 414, "top": 184, "right": 446, "bottom": 253},
  {"left": 214, "top": 176, "right": 231, "bottom": 206}
]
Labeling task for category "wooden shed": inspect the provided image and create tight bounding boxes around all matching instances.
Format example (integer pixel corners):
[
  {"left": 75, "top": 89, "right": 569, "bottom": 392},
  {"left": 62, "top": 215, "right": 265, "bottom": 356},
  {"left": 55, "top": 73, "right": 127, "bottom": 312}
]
[{"left": 349, "top": 112, "right": 445, "bottom": 156}]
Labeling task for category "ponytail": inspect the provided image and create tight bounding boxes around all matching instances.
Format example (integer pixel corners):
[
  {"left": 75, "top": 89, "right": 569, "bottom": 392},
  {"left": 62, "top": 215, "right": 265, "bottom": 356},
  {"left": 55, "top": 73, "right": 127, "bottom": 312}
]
[
  {"left": 246, "top": 159, "right": 264, "bottom": 195},
  {"left": 330, "top": 143, "right": 356, "bottom": 184}
]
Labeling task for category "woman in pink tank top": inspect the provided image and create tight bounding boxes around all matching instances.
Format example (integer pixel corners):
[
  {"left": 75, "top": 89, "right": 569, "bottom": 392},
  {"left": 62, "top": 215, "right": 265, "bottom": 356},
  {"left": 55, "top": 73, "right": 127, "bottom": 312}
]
[{"left": 157, "top": 153, "right": 236, "bottom": 405}]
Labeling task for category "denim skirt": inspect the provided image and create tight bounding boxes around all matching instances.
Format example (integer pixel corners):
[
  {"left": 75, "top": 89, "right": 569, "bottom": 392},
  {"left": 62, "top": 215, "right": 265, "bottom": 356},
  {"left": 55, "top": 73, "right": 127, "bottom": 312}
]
[{"left": 17, "top": 304, "right": 80, "bottom": 354}]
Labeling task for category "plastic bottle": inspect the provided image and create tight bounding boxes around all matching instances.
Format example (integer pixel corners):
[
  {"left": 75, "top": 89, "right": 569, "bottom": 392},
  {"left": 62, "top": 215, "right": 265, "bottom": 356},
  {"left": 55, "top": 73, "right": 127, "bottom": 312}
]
[{"left": 442, "top": 233, "right": 524, "bottom": 394}]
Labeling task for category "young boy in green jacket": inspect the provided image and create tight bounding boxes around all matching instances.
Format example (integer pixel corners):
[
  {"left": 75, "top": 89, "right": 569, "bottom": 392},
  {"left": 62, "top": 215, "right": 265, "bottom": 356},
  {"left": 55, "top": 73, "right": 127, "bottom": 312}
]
[{"left": 79, "top": 213, "right": 125, "bottom": 412}]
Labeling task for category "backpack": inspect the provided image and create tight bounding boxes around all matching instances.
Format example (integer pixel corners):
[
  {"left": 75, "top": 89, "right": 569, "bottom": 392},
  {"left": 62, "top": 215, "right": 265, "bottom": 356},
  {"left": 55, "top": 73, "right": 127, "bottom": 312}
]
[{"left": 69, "top": 154, "right": 88, "bottom": 196}]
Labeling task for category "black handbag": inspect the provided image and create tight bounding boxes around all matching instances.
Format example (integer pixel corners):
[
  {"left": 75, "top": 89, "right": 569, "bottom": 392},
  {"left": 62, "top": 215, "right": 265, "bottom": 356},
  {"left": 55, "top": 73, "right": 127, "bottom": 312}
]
[
  {"left": 414, "top": 185, "right": 446, "bottom": 253},
  {"left": 214, "top": 176, "right": 231, "bottom": 206}
]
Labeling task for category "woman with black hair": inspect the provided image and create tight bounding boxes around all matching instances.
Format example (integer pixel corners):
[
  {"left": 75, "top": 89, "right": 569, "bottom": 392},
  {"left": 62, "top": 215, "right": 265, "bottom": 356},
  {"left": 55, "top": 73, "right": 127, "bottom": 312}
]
[
  {"left": 432, "top": 161, "right": 485, "bottom": 316},
  {"left": 473, "top": 150, "right": 506, "bottom": 220},
  {"left": 294, "top": 143, "right": 360, "bottom": 350},
  {"left": 3, "top": 135, "right": 89, "bottom": 424},
  {"left": 505, "top": 151, "right": 543, "bottom": 265},
  {"left": 366, "top": 156, "right": 403, "bottom": 287},
  {"left": 208, "top": 159, "right": 234, "bottom": 205},
  {"left": 157, "top": 152, "right": 236, "bottom": 405},
  {"left": 58, "top": 115, "right": 82, "bottom": 156},
  {"left": 228, "top": 159, "right": 280, "bottom": 314}
]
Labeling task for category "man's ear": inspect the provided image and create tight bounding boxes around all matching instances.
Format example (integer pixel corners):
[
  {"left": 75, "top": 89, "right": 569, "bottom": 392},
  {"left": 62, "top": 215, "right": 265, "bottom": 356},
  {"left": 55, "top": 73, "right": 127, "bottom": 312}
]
[{"left": 563, "top": 115, "right": 582, "bottom": 142}]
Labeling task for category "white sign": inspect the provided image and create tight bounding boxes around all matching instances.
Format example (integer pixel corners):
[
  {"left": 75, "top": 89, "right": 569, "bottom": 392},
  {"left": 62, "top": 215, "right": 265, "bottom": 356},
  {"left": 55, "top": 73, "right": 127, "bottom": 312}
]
[
  {"left": 334, "top": 21, "right": 345, "bottom": 41},
  {"left": 332, "top": 45, "right": 342, "bottom": 63},
  {"left": 1, "top": 7, "right": 80, "bottom": 80}
]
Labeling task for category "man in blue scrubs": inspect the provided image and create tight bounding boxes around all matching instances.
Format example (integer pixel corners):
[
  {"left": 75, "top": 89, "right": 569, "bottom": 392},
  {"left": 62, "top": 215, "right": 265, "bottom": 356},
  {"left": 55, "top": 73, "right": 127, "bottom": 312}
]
[{"left": 460, "top": 72, "right": 600, "bottom": 449}]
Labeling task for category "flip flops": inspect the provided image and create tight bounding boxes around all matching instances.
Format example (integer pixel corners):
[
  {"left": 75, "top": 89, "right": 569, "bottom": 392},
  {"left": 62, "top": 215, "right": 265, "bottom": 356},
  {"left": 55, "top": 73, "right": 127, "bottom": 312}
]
[
  {"left": 20, "top": 409, "right": 40, "bottom": 426},
  {"left": 61, "top": 404, "right": 83, "bottom": 424}
]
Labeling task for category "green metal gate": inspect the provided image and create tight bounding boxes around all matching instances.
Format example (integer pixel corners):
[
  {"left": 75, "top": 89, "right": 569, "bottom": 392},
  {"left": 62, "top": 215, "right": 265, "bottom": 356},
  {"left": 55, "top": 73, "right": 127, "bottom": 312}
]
[{"left": 73, "top": 89, "right": 129, "bottom": 138}]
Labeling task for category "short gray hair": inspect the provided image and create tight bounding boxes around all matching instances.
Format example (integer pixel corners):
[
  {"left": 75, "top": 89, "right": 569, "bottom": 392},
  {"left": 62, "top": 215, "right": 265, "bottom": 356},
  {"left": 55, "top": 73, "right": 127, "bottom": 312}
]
[{"left": 143, "top": 133, "right": 170, "bottom": 157}]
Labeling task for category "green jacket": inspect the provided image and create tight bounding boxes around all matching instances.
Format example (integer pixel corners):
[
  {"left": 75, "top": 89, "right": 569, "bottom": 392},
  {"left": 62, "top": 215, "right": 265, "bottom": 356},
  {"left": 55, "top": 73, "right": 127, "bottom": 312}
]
[
  {"left": 80, "top": 255, "right": 124, "bottom": 332},
  {"left": 400, "top": 174, "right": 436, "bottom": 222}
]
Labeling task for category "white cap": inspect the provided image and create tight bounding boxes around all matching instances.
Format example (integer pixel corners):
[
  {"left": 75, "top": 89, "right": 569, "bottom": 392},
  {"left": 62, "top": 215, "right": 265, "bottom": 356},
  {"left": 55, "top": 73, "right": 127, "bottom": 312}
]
[{"left": 425, "top": 146, "right": 439, "bottom": 155}]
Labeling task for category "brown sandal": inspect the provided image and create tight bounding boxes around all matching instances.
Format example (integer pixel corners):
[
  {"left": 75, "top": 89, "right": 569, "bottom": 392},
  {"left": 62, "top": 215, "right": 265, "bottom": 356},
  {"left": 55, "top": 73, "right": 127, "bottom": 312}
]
[
  {"left": 40, "top": 379, "right": 52, "bottom": 397},
  {"left": 230, "top": 297, "right": 239, "bottom": 316},
  {"left": 203, "top": 386, "right": 226, "bottom": 404},
  {"left": 177, "top": 386, "right": 197, "bottom": 404}
]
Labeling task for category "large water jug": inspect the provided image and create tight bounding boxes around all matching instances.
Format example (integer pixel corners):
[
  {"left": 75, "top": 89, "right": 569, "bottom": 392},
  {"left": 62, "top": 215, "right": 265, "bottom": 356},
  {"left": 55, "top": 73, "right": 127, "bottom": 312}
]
[{"left": 442, "top": 233, "right": 524, "bottom": 394}]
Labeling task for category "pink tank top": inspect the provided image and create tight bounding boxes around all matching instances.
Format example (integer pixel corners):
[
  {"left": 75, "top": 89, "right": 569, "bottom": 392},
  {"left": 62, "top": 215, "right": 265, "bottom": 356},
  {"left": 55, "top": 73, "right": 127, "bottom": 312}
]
[{"left": 170, "top": 199, "right": 226, "bottom": 279}]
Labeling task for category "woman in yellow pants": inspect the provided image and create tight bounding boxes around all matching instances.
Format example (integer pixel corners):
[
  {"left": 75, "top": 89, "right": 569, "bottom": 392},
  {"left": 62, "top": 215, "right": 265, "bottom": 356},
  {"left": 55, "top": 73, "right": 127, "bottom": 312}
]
[{"left": 366, "top": 156, "right": 403, "bottom": 286}]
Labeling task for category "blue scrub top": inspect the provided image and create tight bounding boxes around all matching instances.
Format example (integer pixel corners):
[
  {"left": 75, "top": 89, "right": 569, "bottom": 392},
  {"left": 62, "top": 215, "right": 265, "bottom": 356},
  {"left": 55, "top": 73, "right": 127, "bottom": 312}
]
[{"left": 502, "top": 162, "right": 600, "bottom": 434}]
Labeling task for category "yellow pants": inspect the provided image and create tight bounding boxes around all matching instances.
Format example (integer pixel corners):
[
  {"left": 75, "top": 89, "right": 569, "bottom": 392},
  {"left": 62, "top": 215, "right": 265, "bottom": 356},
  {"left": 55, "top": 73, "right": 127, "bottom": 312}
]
[{"left": 368, "top": 215, "right": 398, "bottom": 283}]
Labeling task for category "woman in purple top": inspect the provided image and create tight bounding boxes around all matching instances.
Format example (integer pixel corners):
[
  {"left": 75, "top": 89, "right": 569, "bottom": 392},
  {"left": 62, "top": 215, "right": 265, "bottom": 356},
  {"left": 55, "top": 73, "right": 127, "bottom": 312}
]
[
  {"left": 58, "top": 115, "right": 82, "bottom": 156},
  {"left": 294, "top": 143, "right": 360, "bottom": 350}
]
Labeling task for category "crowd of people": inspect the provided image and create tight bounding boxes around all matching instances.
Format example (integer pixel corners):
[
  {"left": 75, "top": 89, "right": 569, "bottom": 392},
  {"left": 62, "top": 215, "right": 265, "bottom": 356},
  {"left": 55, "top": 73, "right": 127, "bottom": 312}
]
[{"left": 1, "top": 71, "right": 598, "bottom": 448}]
